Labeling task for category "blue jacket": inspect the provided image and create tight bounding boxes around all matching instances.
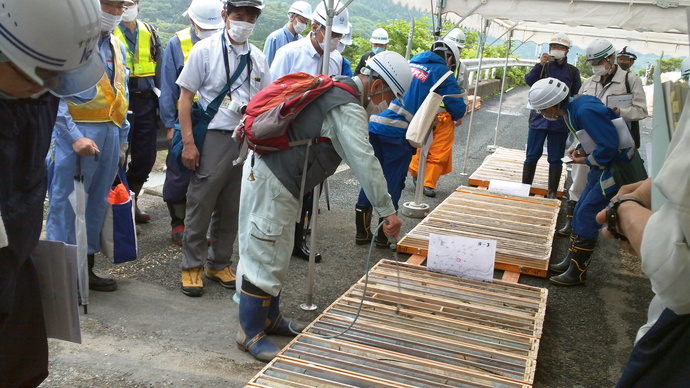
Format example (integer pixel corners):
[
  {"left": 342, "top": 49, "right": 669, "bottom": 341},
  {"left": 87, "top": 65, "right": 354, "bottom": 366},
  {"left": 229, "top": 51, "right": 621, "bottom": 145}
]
[
  {"left": 525, "top": 59, "right": 581, "bottom": 133},
  {"left": 369, "top": 51, "right": 466, "bottom": 138},
  {"left": 564, "top": 95, "right": 633, "bottom": 194},
  {"left": 263, "top": 25, "right": 301, "bottom": 67}
]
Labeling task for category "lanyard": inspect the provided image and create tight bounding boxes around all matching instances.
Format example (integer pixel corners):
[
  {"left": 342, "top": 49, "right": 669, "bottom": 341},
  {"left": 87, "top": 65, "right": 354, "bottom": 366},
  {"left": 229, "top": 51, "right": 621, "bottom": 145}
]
[{"left": 221, "top": 32, "right": 252, "bottom": 100}]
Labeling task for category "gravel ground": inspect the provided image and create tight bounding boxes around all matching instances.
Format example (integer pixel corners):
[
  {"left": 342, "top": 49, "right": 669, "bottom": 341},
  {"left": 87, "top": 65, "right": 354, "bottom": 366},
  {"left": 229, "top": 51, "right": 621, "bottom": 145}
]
[{"left": 39, "top": 86, "right": 654, "bottom": 387}]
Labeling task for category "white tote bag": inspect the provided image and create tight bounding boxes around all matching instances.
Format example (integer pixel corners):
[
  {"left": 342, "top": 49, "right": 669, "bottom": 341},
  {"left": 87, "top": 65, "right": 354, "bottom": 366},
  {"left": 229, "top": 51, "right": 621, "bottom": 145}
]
[{"left": 406, "top": 70, "right": 462, "bottom": 148}]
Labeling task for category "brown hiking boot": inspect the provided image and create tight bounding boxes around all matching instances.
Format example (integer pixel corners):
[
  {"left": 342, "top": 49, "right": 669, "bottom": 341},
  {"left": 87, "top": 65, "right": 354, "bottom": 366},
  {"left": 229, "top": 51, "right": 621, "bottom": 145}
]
[
  {"left": 181, "top": 267, "right": 203, "bottom": 297},
  {"left": 205, "top": 266, "right": 236, "bottom": 289}
]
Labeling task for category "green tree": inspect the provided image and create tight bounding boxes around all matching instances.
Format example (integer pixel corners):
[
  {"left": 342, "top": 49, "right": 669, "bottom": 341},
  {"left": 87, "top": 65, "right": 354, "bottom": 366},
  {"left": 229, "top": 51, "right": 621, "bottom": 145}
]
[{"left": 575, "top": 53, "right": 593, "bottom": 79}]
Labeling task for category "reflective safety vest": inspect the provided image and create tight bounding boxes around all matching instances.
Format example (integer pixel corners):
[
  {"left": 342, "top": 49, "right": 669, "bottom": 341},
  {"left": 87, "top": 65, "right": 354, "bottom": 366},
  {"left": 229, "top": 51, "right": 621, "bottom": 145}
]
[
  {"left": 174, "top": 27, "right": 198, "bottom": 108},
  {"left": 113, "top": 20, "right": 156, "bottom": 77},
  {"left": 67, "top": 36, "right": 129, "bottom": 128},
  {"left": 175, "top": 27, "right": 194, "bottom": 64}
]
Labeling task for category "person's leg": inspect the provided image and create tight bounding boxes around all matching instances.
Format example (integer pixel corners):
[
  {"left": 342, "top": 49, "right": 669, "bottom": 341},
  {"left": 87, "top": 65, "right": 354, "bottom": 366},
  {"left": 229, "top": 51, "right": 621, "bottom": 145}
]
[
  {"left": 422, "top": 112, "right": 454, "bottom": 192},
  {"left": 125, "top": 96, "right": 159, "bottom": 223},
  {"left": 558, "top": 163, "right": 588, "bottom": 236},
  {"left": 180, "top": 131, "right": 227, "bottom": 296},
  {"left": 163, "top": 149, "right": 193, "bottom": 245},
  {"left": 205, "top": 133, "right": 242, "bottom": 289},
  {"left": 522, "top": 128, "right": 547, "bottom": 185},
  {"left": 545, "top": 130, "right": 567, "bottom": 198}
]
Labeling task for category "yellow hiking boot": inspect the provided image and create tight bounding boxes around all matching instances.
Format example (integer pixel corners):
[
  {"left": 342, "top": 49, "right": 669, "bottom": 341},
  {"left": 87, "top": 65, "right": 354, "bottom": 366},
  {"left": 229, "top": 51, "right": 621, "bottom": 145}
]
[
  {"left": 181, "top": 267, "right": 203, "bottom": 297},
  {"left": 205, "top": 266, "right": 236, "bottom": 289}
]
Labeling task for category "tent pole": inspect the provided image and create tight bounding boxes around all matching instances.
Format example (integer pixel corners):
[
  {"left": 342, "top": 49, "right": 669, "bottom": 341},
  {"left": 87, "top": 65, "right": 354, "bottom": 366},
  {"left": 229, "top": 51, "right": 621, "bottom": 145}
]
[
  {"left": 405, "top": 9, "right": 415, "bottom": 60},
  {"left": 488, "top": 29, "right": 513, "bottom": 152},
  {"left": 461, "top": 18, "right": 490, "bottom": 175}
]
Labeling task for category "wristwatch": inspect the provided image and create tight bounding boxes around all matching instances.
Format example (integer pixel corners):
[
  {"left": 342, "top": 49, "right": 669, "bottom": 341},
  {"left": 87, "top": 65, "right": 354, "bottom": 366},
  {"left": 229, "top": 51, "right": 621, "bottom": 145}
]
[{"left": 605, "top": 195, "right": 647, "bottom": 241}]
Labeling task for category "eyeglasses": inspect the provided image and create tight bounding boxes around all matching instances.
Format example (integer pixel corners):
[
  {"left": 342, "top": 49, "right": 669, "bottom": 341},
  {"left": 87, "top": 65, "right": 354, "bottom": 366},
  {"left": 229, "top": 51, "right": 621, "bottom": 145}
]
[
  {"left": 100, "top": 1, "right": 129, "bottom": 11},
  {"left": 590, "top": 57, "right": 607, "bottom": 66},
  {"left": 318, "top": 26, "right": 343, "bottom": 39}
]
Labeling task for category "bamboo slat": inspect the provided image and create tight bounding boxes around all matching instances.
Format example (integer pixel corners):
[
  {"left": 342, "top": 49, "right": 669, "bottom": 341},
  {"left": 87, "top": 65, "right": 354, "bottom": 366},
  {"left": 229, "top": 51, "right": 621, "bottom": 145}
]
[
  {"left": 246, "top": 260, "right": 547, "bottom": 388},
  {"left": 396, "top": 187, "right": 560, "bottom": 277},
  {"left": 467, "top": 147, "right": 567, "bottom": 197}
]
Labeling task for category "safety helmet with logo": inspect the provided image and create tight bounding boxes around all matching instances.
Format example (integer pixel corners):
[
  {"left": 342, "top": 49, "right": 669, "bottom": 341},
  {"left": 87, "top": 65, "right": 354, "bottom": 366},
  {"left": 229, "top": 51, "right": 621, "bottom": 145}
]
[
  {"left": 312, "top": 1, "right": 350, "bottom": 35},
  {"left": 528, "top": 77, "right": 570, "bottom": 111},
  {"left": 446, "top": 28, "right": 466, "bottom": 49},
  {"left": 187, "top": 0, "right": 225, "bottom": 30},
  {"left": 431, "top": 39, "right": 460, "bottom": 70},
  {"left": 223, "top": 0, "right": 264, "bottom": 10},
  {"left": 549, "top": 33, "right": 572, "bottom": 48},
  {"left": 370, "top": 28, "right": 389, "bottom": 44},
  {"left": 365, "top": 51, "right": 412, "bottom": 102},
  {"left": 617, "top": 46, "right": 637, "bottom": 60},
  {"left": 586, "top": 38, "right": 616, "bottom": 63},
  {"left": 288, "top": 1, "right": 312, "bottom": 19},
  {"left": 0, "top": 0, "right": 105, "bottom": 97}
]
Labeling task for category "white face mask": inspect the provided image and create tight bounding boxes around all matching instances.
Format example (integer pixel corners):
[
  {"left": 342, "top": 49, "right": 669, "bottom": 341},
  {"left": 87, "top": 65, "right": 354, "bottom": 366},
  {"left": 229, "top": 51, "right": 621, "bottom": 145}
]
[
  {"left": 101, "top": 10, "right": 123, "bottom": 32},
  {"left": 227, "top": 20, "right": 255, "bottom": 43},
  {"left": 365, "top": 98, "right": 389, "bottom": 116},
  {"left": 294, "top": 21, "right": 307, "bottom": 35},
  {"left": 337, "top": 42, "right": 345, "bottom": 53},
  {"left": 592, "top": 64, "right": 609, "bottom": 77},
  {"left": 121, "top": 4, "right": 138, "bottom": 22},
  {"left": 318, "top": 35, "right": 340, "bottom": 52},
  {"left": 550, "top": 49, "right": 566, "bottom": 60},
  {"left": 196, "top": 28, "right": 219, "bottom": 40}
]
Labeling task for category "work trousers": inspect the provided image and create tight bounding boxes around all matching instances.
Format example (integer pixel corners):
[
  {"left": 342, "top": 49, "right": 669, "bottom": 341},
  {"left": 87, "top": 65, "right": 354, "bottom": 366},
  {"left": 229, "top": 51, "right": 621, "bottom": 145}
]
[
  {"left": 46, "top": 123, "right": 120, "bottom": 254},
  {"left": 125, "top": 94, "right": 159, "bottom": 190},
  {"left": 571, "top": 169, "right": 616, "bottom": 241},
  {"left": 236, "top": 157, "right": 299, "bottom": 297},
  {"left": 162, "top": 148, "right": 193, "bottom": 227},
  {"left": 357, "top": 133, "right": 414, "bottom": 210},
  {"left": 181, "top": 130, "right": 242, "bottom": 271},
  {"left": 568, "top": 163, "right": 589, "bottom": 202},
  {"left": 408, "top": 112, "right": 454, "bottom": 189},
  {"left": 524, "top": 127, "right": 568, "bottom": 168}
]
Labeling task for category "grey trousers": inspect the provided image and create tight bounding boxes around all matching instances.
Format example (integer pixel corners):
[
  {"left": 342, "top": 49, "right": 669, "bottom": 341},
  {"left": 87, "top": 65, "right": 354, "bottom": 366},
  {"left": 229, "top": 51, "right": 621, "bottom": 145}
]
[{"left": 181, "top": 130, "right": 242, "bottom": 271}]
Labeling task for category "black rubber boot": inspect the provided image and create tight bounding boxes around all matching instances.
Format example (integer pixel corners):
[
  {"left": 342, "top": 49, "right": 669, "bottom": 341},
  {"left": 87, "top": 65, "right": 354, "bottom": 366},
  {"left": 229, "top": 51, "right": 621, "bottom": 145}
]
[
  {"left": 549, "top": 234, "right": 576, "bottom": 273},
  {"left": 550, "top": 237, "right": 596, "bottom": 286},
  {"left": 355, "top": 205, "right": 373, "bottom": 245},
  {"left": 88, "top": 254, "right": 117, "bottom": 292},
  {"left": 374, "top": 217, "right": 390, "bottom": 249},
  {"left": 547, "top": 167, "right": 562, "bottom": 199},
  {"left": 557, "top": 200, "right": 576, "bottom": 237},
  {"left": 292, "top": 190, "right": 322, "bottom": 262},
  {"left": 521, "top": 163, "right": 537, "bottom": 185}
]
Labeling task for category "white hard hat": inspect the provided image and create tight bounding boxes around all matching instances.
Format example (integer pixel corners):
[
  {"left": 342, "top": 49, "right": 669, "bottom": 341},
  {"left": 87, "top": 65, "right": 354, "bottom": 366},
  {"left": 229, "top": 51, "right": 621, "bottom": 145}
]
[
  {"left": 586, "top": 38, "right": 616, "bottom": 63},
  {"left": 366, "top": 51, "right": 412, "bottom": 102},
  {"left": 288, "top": 1, "right": 312, "bottom": 19},
  {"left": 0, "top": 0, "right": 105, "bottom": 97},
  {"left": 431, "top": 39, "right": 460, "bottom": 68},
  {"left": 312, "top": 1, "right": 350, "bottom": 35},
  {"left": 188, "top": 0, "right": 224, "bottom": 30},
  {"left": 370, "top": 28, "right": 389, "bottom": 44},
  {"left": 224, "top": 0, "right": 264, "bottom": 9},
  {"left": 549, "top": 33, "right": 572, "bottom": 48},
  {"left": 681, "top": 57, "right": 690, "bottom": 76},
  {"left": 341, "top": 23, "right": 353, "bottom": 46},
  {"left": 528, "top": 77, "right": 570, "bottom": 111},
  {"left": 617, "top": 46, "right": 637, "bottom": 60},
  {"left": 446, "top": 28, "right": 466, "bottom": 49}
]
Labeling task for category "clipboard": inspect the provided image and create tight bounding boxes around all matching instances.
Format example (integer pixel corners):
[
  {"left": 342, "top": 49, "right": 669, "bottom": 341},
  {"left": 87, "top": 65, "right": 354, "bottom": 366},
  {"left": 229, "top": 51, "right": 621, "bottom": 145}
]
[
  {"left": 606, "top": 93, "right": 633, "bottom": 110},
  {"left": 575, "top": 117, "right": 635, "bottom": 154}
]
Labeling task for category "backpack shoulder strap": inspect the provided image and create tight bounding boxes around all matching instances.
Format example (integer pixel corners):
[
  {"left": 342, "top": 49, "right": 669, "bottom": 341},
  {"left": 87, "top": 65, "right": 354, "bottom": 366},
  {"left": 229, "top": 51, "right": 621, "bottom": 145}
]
[
  {"left": 624, "top": 70, "right": 631, "bottom": 94},
  {"left": 568, "top": 64, "right": 576, "bottom": 83}
]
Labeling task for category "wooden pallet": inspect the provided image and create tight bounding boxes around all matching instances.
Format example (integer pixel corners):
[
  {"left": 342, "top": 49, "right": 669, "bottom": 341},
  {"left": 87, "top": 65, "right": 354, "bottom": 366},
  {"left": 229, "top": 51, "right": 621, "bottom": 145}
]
[
  {"left": 247, "top": 260, "right": 547, "bottom": 387},
  {"left": 396, "top": 187, "right": 560, "bottom": 278},
  {"left": 468, "top": 147, "right": 567, "bottom": 198}
]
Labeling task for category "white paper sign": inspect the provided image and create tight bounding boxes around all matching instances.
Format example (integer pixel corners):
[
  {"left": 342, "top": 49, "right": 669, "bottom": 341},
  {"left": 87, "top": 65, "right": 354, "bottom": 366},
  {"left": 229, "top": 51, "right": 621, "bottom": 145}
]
[
  {"left": 427, "top": 233, "right": 496, "bottom": 282},
  {"left": 488, "top": 179, "right": 531, "bottom": 197}
]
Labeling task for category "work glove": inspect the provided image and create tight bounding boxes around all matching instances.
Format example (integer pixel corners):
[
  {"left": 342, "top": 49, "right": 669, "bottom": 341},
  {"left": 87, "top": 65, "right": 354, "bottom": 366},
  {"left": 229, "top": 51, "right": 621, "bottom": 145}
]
[{"left": 119, "top": 142, "right": 129, "bottom": 166}]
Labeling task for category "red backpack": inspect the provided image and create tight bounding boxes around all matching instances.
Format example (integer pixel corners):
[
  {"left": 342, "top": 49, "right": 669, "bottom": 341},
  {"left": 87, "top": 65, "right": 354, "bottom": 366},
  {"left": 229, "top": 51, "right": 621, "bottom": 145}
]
[{"left": 235, "top": 72, "right": 358, "bottom": 154}]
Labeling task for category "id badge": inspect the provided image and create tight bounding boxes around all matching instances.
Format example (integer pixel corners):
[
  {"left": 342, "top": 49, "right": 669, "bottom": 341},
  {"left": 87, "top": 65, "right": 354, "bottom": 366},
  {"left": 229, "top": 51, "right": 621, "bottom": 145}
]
[{"left": 219, "top": 96, "right": 232, "bottom": 110}]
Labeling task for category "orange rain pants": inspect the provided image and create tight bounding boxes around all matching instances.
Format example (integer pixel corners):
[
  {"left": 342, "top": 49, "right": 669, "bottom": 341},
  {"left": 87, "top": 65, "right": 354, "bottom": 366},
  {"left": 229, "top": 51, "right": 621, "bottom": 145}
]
[{"left": 408, "top": 112, "right": 454, "bottom": 189}]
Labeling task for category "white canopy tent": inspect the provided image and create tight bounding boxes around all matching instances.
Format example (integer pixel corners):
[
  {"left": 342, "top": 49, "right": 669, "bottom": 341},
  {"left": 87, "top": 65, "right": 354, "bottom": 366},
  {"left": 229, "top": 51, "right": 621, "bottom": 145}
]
[{"left": 392, "top": 0, "right": 689, "bottom": 172}]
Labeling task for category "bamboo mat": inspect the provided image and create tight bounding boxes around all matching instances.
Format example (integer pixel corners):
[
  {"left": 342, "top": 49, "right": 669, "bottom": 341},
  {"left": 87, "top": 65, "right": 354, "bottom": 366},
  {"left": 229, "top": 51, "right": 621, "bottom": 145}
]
[
  {"left": 468, "top": 147, "right": 567, "bottom": 197},
  {"left": 396, "top": 187, "right": 560, "bottom": 277},
  {"left": 247, "top": 260, "right": 547, "bottom": 388}
]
